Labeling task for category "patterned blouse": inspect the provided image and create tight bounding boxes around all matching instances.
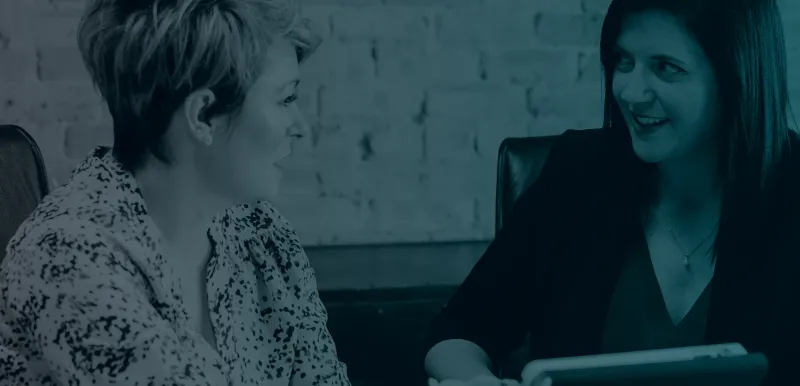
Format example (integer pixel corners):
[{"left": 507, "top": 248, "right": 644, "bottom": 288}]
[{"left": 0, "top": 147, "right": 351, "bottom": 386}]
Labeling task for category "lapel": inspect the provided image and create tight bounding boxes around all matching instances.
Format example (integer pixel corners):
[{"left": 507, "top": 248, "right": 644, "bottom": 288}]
[
  {"left": 704, "top": 185, "right": 789, "bottom": 352},
  {"left": 703, "top": 232, "right": 765, "bottom": 348},
  {"left": 706, "top": 133, "right": 800, "bottom": 352},
  {"left": 535, "top": 148, "right": 644, "bottom": 359},
  {"left": 574, "top": 162, "right": 646, "bottom": 355}
]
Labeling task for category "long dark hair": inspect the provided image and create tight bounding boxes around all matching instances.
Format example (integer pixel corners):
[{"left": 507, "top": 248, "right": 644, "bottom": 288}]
[{"left": 598, "top": 0, "right": 794, "bottom": 262}]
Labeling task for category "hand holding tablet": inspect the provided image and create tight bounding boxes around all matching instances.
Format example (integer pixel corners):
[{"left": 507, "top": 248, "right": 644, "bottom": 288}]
[
  {"left": 520, "top": 343, "right": 768, "bottom": 386},
  {"left": 428, "top": 375, "right": 521, "bottom": 386}
]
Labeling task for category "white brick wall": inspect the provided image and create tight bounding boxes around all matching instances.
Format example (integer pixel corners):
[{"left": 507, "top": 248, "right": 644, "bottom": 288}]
[{"left": 2, "top": 0, "right": 800, "bottom": 247}]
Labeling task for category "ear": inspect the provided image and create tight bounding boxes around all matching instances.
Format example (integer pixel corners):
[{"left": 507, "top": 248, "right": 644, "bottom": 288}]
[{"left": 183, "top": 88, "right": 220, "bottom": 146}]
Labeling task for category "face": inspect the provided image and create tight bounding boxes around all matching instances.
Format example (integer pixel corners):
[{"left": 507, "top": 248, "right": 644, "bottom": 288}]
[
  {"left": 611, "top": 10, "right": 720, "bottom": 164},
  {"left": 192, "top": 38, "right": 308, "bottom": 204}
]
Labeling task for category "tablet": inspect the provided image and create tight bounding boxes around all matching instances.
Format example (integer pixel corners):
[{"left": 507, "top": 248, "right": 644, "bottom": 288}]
[{"left": 527, "top": 353, "right": 768, "bottom": 386}]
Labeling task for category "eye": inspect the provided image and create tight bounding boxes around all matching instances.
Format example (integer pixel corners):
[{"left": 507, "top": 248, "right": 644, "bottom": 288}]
[
  {"left": 612, "top": 52, "right": 635, "bottom": 73},
  {"left": 655, "top": 61, "right": 686, "bottom": 76},
  {"left": 281, "top": 94, "right": 298, "bottom": 106}
]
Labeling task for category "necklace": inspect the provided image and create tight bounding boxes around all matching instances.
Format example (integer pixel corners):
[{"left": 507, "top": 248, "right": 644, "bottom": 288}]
[{"left": 659, "top": 209, "right": 719, "bottom": 270}]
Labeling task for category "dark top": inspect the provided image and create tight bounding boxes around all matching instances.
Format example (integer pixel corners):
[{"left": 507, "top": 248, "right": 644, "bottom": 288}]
[
  {"left": 424, "top": 129, "right": 800, "bottom": 386},
  {"left": 600, "top": 236, "right": 711, "bottom": 354}
]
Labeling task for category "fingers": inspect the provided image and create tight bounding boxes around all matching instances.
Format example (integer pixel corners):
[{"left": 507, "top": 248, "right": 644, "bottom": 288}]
[
  {"left": 469, "top": 375, "right": 503, "bottom": 386},
  {"left": 440, "top": 380, "right": 467, "bottom": 386},
  {"left": 428, "top": 377, "right": 466, "bottom": 386},
  {"left": 427, "top": 376, "right": 522, "bottom": 386}
]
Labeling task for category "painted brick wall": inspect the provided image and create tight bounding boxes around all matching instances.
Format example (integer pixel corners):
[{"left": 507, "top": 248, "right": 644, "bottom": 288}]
[{"left": 1, "top": 0, "right": 800, "bottom": 247}]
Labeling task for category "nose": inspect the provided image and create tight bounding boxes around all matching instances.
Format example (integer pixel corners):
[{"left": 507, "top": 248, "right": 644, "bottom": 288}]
[
  {"left": 616, "top": 70, "right": 655, "bottom": 109},
  {"left": 288, "top": 104, "right": 310, "bottom": 139}
]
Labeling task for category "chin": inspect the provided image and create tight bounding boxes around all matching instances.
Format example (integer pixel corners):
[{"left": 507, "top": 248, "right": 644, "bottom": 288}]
[
  {"left": 259, "top": 175, "right": 282, "bottom": 200},
  {"left": 626, "top": 123, "right": 681, "bottom": 164},
  {"left": 263, "top": 185, "right": 280, "bottom": 200},
  {"left": 230, "top": 177, "right": 280, "bottom": 205},
  {"left": 631, "top": 140, "right": 673, "bottom": 164},
  {"left": 248, "top": 182, "right": 280, "bottom": 202}
]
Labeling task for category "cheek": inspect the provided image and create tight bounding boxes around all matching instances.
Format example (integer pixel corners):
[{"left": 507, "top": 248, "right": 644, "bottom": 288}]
[
  {"left": 660, "top": 85, "right": 717, "bottom": 136},
  {"left": 611, "top": 76, "right": 625, "bottom": 105},
  {"left": 262, "top": 108, "right": 291, "bottom": 146},
  {"left": 233, "top": 106, "right": 288, "bottom": 156}
]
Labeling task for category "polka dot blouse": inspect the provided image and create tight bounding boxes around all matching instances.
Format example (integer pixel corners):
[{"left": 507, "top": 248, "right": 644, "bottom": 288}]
[{"left": 0, "top": 147, "right": 351, "bottom": 386}]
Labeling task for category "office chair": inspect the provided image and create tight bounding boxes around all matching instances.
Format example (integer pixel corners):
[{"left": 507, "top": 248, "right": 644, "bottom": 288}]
[
  {"left": 0, "top": 124, "right": 50, "bottom": 261},
  {"left": 494, "top": 134, "right": 560, "bottom": 379}
]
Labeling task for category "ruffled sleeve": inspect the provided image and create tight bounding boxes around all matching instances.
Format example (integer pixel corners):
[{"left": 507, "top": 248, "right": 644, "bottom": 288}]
[{"left": 246, "top": 202, "right": 351, "bottom": 386}]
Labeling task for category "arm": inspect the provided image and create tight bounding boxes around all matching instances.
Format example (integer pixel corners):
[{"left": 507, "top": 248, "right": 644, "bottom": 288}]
[
  {"left": 424, "top": 135, "right": 572, "bottom": 382},
  {"left": 253, "top": 205, "right": 351, "bottom": 386},
  {"left": 423, "top": 191, "right": 541, "bottom": 382},
  {"left": 291, "top": 268, "right": 351, "bottom": 386},
  {"left": 425, "top": 339, "right": 496, "bottom": 382},
  {"left": 1, "top": 226, "right": 228, "bottom": 386}
]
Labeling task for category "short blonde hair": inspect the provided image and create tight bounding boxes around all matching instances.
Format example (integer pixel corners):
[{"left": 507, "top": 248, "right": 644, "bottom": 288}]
[{"left": 77, "top": 0, "right": 321, "bottom": 171}]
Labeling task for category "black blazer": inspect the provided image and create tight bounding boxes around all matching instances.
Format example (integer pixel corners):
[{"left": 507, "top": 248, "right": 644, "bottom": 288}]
[{"left": 425, "top": 128, "right": 800, "bottom": 386}]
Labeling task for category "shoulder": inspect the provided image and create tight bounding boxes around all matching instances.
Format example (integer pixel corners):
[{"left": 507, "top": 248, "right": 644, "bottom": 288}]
[
  {"left": 551, "top": 127, "right": 610, "bottom": 153},
  {"left": 2, "top": 150, "right": 149, "bottom": 296},
  {"left": 503, "top": 129, "right": 619, "bottom": 222},
  {"left": 507, "top": 128, "right": 639, "bottom": 229},
  {"left": 3, "top": 218, "right": 136, "bottom": 273},
  {"left": 782, "top": 130, "right": 800, "bottom": 181},
  {"left": 215, "top": 200, "right": 306, "bottom": 260},
  {"left": 214, "top": 201, "right": 319, "bottom": 299},
  {"left": 545, "top": 128, "right": 619, "bottom": 170},
  {"left": 8, "top": 148, "right": 143, "bottom": 251},
  {"left": 7, "top": 147, "right": 153, "bottom": 257},
  {"left": 773, "top": 131, "right": 800, "bottom": 203},
  {"left": 215, "top": 200, "right": 296, "bottom": 237},
  {"left": 773, "top": 131, "right": 800, "bottom": 224},
  {"left": 537, "top": 128, "right": 625, "bottom": 190},
  {"left": 1, "top": 219, "right": 145, "bottom": 315}
]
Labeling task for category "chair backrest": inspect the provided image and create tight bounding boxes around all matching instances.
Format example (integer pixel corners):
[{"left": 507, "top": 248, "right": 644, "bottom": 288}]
[
  {"left": 492, "top": 134, "right": 562, "bottom": 378},
  {"left": 0, "top": 125, "right": 50, "bottom": 261},
  {"left": 495, "top": 135, "right": 560, "bottom": 232}
]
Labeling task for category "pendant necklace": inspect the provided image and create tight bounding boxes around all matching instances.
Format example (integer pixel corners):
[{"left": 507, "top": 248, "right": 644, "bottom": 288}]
[{"left": 660, "top": 210, "right": 719, "bottom": 270}]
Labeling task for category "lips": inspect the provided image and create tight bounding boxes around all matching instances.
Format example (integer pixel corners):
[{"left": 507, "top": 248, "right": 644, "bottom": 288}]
[
  {"left": 276, "top": 147, "right": 293, "bottom": 162},
  {"left": 632, "top": 114, "right": 670, "bottom": 129}
]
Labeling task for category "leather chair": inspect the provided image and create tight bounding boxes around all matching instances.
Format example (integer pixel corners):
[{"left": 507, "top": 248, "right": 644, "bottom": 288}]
[
  {"left": 494, "top": 134, "right": 560, "bottom": 379},
  {"left": 0, "top": 125, "right": 50, "bottom": 261},
  {"left": 495, "top": 135, "right": 560, "bottom": 232}
]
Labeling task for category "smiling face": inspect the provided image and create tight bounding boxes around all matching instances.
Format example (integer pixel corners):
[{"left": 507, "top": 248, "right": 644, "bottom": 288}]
[
  {"left": 611, "top": 10, "right": 720, "bottom": 164},
  {"left": 195, "top": 37, "right": 309, "bottom": 204}
]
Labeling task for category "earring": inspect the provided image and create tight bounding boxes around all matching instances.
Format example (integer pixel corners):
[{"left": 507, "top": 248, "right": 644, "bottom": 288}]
[{"left": 202, "top": 135, "right": 213, "bottom": 146}]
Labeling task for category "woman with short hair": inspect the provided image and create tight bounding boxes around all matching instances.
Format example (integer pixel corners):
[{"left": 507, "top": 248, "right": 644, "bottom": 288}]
[{"left": 0, "top": 1, "right": 351, "bottom": 385}]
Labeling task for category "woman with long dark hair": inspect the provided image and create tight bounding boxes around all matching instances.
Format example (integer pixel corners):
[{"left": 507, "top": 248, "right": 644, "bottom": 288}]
[{"left": 424, "top": 0, "right": 799, "bottom": 385}]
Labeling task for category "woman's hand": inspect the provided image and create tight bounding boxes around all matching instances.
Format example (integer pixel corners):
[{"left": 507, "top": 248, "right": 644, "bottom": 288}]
[{"left": 428, "top": 375, "right": 521, "bottom": 386}]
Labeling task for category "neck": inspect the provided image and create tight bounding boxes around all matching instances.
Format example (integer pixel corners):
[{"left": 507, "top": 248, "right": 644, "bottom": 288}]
[
  {"left": 133, "top": 157, "right": 228, "bottom": 253},
  {"left": 656, "top": 147, "right": 721, "bottom": 214}
]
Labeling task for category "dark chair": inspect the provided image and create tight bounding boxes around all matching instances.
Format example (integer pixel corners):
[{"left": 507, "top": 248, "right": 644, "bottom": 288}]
[
  {"left": 0, "top": 125, "right": 50, "bottom": 261},
  {"left": 495, "top": 135, "right": 560, "bottom": 232},
  {"left": 494, "top": 134, "right": 560, "bottom": 379}
]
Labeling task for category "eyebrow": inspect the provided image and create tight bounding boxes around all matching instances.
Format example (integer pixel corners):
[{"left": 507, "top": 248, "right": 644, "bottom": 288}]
[
  {"left": 283, "top": 79, "right": 300, "bottom": 88},
  {"left": 614, "top": 46, "right": 689, "bottom": 66},
  {"left": 652, "top": 54, "right": 689, "bottom": 67}
]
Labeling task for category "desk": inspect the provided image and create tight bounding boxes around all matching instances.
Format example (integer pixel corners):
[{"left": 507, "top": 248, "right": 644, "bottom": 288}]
[{"left": 321, "top": 286, "right": 457, "bottom": 386}]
